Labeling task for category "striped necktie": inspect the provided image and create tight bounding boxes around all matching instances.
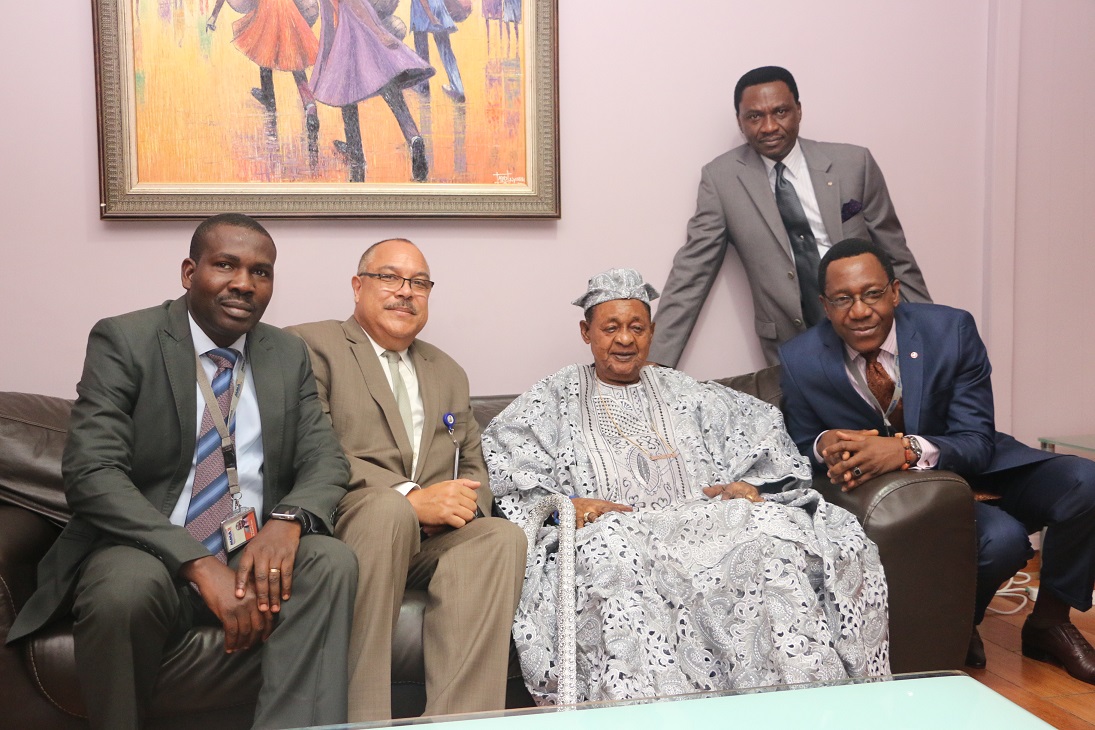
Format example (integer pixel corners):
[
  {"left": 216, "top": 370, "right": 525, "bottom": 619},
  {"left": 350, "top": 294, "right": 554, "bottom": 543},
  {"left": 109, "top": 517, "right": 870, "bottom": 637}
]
[{"left": 185, "top": 347, "right": 240, "bottom": 562}]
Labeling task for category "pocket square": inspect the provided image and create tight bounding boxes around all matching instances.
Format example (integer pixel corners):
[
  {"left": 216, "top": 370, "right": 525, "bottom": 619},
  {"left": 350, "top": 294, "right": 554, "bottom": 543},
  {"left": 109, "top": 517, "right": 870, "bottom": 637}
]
[{"left": 841, "top": 199, "right": 863, "bottom": 223}]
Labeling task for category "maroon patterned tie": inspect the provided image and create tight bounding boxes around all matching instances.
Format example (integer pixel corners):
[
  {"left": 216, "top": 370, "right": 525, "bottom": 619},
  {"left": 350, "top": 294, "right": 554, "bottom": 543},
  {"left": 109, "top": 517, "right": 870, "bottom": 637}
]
[
  {"left": 184, "top": 348, "right": 239, "bottom": 563},
  {"left": 865, "top": 351, "right": 905, "bottom": 433}
]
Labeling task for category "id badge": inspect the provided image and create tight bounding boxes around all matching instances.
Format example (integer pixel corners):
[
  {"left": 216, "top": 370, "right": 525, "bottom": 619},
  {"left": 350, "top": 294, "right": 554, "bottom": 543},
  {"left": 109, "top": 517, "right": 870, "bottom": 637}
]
[{"left": 221, "top": 507, "right": 258, "bottom": 553}]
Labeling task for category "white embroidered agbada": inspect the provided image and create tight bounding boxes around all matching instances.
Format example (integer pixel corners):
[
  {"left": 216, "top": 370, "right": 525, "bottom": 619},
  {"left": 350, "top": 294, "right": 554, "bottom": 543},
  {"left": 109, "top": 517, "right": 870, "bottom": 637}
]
[{"left": 482, "top": 364, "right": 890, "bottom": 704}]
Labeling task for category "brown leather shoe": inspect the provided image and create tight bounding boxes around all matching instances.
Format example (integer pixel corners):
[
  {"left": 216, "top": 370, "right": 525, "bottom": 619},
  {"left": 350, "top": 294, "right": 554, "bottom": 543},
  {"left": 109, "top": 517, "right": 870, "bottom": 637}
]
[
  {"left": 1021, "top": 618, "right": 1095, "bottom": 684},
  {"left": 966, "top": 626, "right": 986, "bottom": 669}
]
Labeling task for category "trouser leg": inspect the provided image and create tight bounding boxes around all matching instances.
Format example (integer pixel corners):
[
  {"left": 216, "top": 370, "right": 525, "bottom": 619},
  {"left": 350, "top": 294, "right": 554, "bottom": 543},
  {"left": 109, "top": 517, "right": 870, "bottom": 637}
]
[
  {"left": 409, "top": 516, "right": 526, "bottom": 716},
  {"left": 994, "top": 455, "right": 1095, "bottom": 611},
  {"left": 432, "top": 32, "right": 465, "bottom": 97},
  {"left": 71, "top": 545, "right": 185, "bottom": 730},
  {"left": 336, "top": 488, "right": 420, "bottom": 722},
  {"left": 250, "top": 535, "right": 357, "bottom": 730},
  {"left": 971, "top": 502, "right": 1033, "bottom": 624}
]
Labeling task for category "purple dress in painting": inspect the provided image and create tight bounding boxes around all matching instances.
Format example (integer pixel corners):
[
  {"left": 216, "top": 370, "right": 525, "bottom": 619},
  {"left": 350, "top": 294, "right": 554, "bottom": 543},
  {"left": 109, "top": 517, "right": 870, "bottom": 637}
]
[
  {"left": 482, "top": 0, "right": 502, "bottom": 20},
  {"left": 310, "top": 0, "right": 434, "bottom": 107}
]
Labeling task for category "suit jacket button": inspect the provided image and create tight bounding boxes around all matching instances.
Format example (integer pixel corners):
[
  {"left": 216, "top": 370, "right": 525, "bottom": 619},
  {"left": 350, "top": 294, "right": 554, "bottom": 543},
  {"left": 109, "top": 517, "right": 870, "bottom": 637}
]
[
  {"left": 787, "top": 271, "right": 795, "bottom": 279},
  {"left": 793, "top": 318, "right": 803, "bottom": 327}
]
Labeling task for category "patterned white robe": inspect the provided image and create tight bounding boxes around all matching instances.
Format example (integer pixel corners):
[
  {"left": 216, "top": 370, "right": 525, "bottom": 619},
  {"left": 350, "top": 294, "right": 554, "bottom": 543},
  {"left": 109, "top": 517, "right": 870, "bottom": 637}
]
[{"left": 482, "top": 364, "right": 889, "bottom": 704}]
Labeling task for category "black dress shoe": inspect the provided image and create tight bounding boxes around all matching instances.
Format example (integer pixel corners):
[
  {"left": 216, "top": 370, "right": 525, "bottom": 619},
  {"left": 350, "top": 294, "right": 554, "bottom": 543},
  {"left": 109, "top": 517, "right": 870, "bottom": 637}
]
[
  {"left": 1021, "top": 618, "right": 1095, "bottom": 685},
  {"left": 966, "top": 626, "right": 986, "bottom": 669}
]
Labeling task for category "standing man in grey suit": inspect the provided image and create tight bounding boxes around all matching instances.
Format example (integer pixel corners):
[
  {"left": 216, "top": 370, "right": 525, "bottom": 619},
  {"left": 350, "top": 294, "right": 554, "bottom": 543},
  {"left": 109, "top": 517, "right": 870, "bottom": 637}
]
[
  {"left": 650, "top": 65, "right": 932, "bottom": 367},
  {"left": 289, "top": 239, "right": 526, "bottom": 723},
  {"left": 8, "top": 214, "right": 357, "bottom": 730}
]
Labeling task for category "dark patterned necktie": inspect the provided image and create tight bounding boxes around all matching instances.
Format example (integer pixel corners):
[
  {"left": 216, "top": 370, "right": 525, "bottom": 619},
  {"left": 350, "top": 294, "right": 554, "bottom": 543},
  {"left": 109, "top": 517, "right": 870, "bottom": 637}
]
[
  {"left": 864, "top": 351, "right": 904, "bottom": 433},
  {"left": 774, "top": 161, "right": 824, "bottom": 326},
  {"left": 185, "top": 348, "right": 240, "bottom": 563}
]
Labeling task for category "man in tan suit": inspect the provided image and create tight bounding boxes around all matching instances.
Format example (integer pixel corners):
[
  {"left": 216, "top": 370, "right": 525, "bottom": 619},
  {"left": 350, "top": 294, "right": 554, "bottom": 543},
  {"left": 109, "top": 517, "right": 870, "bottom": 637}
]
[{"left": 289, "top": 239, "right": 526, "bottom": 722}]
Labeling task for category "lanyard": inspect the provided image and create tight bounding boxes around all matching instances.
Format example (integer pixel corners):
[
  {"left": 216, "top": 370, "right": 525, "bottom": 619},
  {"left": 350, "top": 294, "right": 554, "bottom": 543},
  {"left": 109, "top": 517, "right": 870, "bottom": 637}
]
[
  {"left": 844, "top": 346, "right": 903, "bottom": 437},
  {"left": 194, "top": 349, "right": 247, "bottom": 510}
]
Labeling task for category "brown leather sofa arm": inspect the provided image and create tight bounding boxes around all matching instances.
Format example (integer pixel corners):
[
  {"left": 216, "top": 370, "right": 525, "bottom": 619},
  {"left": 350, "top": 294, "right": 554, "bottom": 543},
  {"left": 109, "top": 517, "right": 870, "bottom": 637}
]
[
  {"left": 0, "top": 505, "right": 87, "bottom": 729},
  {"left": 813, "top": 469, "right": 977, "bottom": 672}
]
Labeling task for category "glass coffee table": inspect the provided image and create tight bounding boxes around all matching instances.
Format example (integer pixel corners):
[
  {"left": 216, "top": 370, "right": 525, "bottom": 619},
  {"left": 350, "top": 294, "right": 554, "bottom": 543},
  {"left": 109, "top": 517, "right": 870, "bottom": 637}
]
[
  {"left": 1039, "top": 434, "right": 1095, "bottom": 454},
  {"left": 292, "top": 672, "right": 1052, "bottom": 729}
]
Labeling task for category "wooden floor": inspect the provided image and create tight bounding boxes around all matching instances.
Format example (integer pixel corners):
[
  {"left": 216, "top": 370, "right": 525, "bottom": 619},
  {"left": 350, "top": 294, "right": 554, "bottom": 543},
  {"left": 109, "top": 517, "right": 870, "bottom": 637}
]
[{"left": 968, "top": 555, "right": 1095, "bottom": 728}]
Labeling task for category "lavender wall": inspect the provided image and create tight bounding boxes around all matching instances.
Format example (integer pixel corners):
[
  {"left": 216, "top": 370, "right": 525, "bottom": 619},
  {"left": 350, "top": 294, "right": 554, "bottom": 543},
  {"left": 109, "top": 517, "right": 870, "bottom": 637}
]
[{"left": 0, "top": 1, "right": 1087, "bottom": 446}]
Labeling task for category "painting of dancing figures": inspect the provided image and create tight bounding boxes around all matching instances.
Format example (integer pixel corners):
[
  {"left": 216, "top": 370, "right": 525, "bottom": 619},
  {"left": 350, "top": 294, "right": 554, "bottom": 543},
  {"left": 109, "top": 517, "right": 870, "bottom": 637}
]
[{"left": 95, "top": 0, "right": 557, "bottom": 217}]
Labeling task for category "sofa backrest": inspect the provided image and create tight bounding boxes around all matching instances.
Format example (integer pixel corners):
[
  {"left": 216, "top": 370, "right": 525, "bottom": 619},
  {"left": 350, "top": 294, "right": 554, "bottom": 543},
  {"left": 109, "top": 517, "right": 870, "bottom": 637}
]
[
  {"left": 0, "top": 365, "right": 782, "bottom": 528},
  {"left": 0, "top": 392, "right": 74, "bottom": 525}
]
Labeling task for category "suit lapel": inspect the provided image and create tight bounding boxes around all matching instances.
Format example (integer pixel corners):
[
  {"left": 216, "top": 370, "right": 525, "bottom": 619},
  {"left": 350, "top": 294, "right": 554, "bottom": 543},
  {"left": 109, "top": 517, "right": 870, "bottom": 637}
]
[
  {"left": 818, "top": 323, "right": 886, "bottom": 427},
  {"left": 894, "top": 307, "right": 924, "bottom": 433},
  {"left": 412, "top": 343, "right": 439, "bottom": 483},
  {"left": 248, "top": 325, "right": 285, "bottom": 506},
  {"left": 342, "top": 319, "right": 414, "bottom": 477},
  {"left": 736, "top": 148, "right": 794, "bottom": 262},
  {"left": 159, "top": 298, "right": 199, "bottom": 514},
  {"left": 802, "top": 140, "right": 843, "bottom": 243}
]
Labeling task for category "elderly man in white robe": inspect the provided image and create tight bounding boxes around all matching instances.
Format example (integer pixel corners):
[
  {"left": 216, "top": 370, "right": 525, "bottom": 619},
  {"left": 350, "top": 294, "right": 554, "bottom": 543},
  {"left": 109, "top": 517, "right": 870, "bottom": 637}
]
[{"left": 481, "top": 268, "right": 890, "bottom": 704}]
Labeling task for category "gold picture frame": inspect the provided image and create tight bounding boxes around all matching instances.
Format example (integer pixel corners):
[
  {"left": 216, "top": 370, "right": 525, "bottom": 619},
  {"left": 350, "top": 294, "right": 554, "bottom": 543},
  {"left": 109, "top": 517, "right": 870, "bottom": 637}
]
[{"left": 93, "top": 0, "right": 559, "bottom": 218}]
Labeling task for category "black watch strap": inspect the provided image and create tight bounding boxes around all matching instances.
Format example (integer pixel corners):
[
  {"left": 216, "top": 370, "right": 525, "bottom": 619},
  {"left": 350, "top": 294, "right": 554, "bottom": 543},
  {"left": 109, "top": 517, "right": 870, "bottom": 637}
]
[{"left": 270, "top": 505, "right": 316, "bottom": 534}]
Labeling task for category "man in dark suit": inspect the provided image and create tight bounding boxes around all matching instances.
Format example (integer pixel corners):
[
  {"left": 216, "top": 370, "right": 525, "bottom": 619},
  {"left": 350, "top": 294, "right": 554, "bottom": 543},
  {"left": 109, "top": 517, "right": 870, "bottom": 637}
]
[
  {"left": 8, "top": 214, "right": 357, "bottom": 729},
  {"left": 778, "top": 238, "right": 1095, "bottom": 684},
  {"left": 650, "top": 65, "right": 932, "bottom": 367},
  {"left": 289, "top": 239, "right": 526, "bottom": 723}
]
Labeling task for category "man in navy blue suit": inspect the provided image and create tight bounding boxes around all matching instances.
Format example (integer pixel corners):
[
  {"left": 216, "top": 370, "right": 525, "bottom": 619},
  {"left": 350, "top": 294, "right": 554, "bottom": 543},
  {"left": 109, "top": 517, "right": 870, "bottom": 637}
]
[{"left": 778, "top": 238, "right": 1095, "bottom": 683}]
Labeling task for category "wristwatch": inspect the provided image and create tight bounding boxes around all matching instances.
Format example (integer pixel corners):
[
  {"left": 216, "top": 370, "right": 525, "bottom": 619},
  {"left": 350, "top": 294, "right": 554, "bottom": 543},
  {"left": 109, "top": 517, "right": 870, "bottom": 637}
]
[
  {"left": 905, "top": 436, "right": 923, "bottom": 466},
  {"left": 270, "top": 505, "right": 313, "bottom": 532}
]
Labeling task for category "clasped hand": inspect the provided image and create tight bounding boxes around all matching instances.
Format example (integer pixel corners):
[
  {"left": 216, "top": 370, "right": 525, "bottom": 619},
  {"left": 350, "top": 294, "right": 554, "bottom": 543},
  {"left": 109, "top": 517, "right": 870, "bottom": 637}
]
[
  {"left": 180, "top": 518, "right": 301, "bottom": 653},
  {"left": 407, "top": 479, "right": 481, "bottom": 534},
  {"left": 819, "top": 429, "right": 906, "bottom": 491}
]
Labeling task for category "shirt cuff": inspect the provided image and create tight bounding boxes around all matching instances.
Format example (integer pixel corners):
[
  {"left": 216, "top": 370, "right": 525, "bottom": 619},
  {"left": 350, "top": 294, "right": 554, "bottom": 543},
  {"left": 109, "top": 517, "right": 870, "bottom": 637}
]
[
  {"left": 394, "top": 481, "right": 420, "bottom": 496},
  {"left": 910, "top": 437, "right": 940, "bottom": 469}
]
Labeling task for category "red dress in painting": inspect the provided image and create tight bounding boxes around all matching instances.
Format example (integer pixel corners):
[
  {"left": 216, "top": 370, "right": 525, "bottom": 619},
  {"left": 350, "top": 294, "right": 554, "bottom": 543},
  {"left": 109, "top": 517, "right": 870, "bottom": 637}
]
[{"left": 233, "top": 0, "right": 319, "bottom": 72}]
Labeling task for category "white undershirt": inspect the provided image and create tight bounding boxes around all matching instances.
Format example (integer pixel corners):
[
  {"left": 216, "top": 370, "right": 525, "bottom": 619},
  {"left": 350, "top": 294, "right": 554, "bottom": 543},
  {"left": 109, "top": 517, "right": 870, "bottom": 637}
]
[{"left": 169, "top": 315, "right": 265, "bottom": 527}]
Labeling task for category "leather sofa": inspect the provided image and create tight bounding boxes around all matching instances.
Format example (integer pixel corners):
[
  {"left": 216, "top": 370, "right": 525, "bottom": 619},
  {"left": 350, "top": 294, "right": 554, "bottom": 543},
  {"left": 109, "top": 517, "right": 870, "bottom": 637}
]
[{"left": 0, "top": 366, "right": 975, "bottom": 728}]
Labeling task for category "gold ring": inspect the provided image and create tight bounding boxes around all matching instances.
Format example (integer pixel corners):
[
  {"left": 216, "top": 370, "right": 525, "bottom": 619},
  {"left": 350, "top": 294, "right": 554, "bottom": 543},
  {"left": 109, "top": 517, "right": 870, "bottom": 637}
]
[{"left": 269, "top": 568, "right": 280, "bottom": 574}]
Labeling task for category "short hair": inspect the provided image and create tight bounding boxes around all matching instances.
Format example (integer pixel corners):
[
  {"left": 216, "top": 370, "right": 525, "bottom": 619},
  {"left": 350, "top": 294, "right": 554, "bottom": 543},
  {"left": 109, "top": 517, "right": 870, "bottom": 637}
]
[
  {"left": 356, "top": 238, "right": 416, "bottom": 274},
  {"left": 189, "top": 214, "right": 273, "bottom": 261},
  {"left": 584, "top": 300, "right": 652, "bottom": 324},
  {"left": 734, "top": 66, "right": 799, "bottom": 115},
  {"left": 818, "top": 238, "right": 896, "bottom": 295}
]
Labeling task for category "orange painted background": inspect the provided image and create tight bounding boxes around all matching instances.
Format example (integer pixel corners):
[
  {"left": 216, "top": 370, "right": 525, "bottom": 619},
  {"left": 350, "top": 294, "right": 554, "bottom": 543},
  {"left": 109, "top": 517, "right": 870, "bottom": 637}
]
[{"left": 132, "top": 0, "right": 527, "bottom": 185}]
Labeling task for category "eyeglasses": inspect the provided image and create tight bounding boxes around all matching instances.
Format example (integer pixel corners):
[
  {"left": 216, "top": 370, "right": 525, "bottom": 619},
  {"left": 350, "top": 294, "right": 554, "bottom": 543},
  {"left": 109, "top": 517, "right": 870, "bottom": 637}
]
[
  {"left": 358, "top": 272, "right": 435, "bottom": 294},
  {"left": 823, "top": 281, "right": 893, "bottom": 311}
]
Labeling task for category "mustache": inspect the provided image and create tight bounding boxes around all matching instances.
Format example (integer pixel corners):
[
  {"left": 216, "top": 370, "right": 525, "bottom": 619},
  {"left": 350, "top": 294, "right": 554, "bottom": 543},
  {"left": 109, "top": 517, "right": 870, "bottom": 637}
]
[
  {"left": 217, "top": 294, "right": 254, "bottom": 311},
  {"left": 385, "top": 300, "right": 418, "bottom": 315}
]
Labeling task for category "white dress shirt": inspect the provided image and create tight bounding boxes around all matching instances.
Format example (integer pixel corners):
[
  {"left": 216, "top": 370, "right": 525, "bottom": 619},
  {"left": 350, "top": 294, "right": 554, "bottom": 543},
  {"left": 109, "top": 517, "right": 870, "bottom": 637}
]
[
  {"left": 763, "top": 141, "right": 832, "bottom": 259},
  {"left": 169, "top": 315, "right": 266, "bottom": 527},
  {"left": 360, "top": 327, "right": 424, "bottom": 493}
]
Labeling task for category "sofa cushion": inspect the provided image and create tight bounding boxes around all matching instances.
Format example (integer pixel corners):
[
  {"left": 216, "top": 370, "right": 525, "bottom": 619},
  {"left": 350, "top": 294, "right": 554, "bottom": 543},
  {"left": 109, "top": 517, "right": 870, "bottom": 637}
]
[{"left": 0, "top": 392, "right": 74, "bottom": 525}]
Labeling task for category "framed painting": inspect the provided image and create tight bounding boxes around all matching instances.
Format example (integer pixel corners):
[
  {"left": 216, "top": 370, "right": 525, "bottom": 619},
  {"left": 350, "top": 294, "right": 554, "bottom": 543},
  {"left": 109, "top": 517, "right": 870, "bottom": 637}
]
[{"left": 93, "top": 0, "right": 559, "bottom": 218}]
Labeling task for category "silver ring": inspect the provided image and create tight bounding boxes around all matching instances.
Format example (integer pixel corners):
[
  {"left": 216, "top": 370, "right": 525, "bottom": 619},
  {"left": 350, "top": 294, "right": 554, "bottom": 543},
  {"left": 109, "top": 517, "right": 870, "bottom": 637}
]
[
  {"left": 584, "top": 511, "right": 595, "bottom": 523},
  {"left": 852, "top": 467, "right": 863, "bottom": 478}
]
